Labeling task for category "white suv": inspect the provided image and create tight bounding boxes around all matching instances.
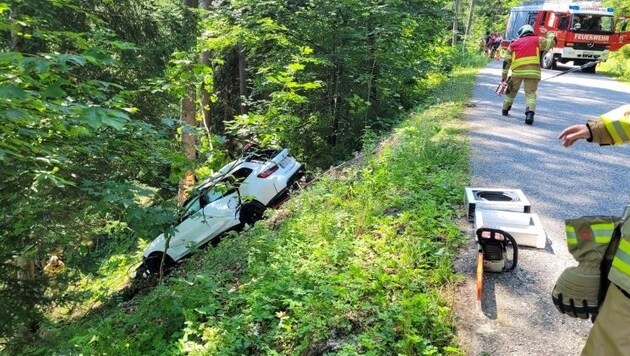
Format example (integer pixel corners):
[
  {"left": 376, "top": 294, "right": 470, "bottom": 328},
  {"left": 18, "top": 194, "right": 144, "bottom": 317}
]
[{"left": 136, "top": 147, "right": 303, "bottom": 276}]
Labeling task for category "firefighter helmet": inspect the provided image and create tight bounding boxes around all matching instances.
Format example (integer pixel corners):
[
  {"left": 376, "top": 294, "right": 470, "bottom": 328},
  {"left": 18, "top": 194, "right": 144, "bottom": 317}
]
[{"left": 517, "top": 24, "right": 534, "bottom": 38}]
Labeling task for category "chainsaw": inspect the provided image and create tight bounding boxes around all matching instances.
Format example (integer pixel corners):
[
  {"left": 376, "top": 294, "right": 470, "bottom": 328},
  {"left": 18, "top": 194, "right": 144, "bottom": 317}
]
[
  {"left": 476, "top": 227, "right": 519, "bottom": 300},
  {"left": 495, "top": 76, "right": 511, "bottom": 96}
]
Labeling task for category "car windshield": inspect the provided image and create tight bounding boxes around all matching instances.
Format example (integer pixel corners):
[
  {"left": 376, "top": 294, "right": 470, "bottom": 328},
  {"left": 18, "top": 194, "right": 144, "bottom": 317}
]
[
  {"left": 205, "top": 181, "right": 235, "bottom": 203},
  {"left": 179, "top": 180, "right": 236, "bottom": 219},
  {"left": 180, "top": 195, "right": 202, "bottom": 219}
]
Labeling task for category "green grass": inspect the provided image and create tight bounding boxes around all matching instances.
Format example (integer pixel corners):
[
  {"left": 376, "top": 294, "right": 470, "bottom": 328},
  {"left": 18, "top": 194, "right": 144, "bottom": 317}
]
[{"left": 23, "top": 66, "right": 479, "bottom": 355}]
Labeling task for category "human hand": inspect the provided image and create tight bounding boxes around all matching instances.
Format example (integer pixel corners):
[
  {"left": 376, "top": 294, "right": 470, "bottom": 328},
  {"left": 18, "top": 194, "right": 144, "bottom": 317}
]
[{"left": 558, "top": 124, "right": 590, "bottom": 147}]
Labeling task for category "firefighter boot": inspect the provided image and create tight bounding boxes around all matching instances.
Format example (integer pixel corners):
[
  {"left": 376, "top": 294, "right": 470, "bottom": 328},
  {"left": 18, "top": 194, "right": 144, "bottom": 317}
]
[
  {"left": 502, "top": 105, "right": 511, "bottom": 117},
  {"left": 552, "top": 217, "right": 618, "bottom": 320},
  {"left": 525, "top": 111, "right": 535, "bottom": 125}
]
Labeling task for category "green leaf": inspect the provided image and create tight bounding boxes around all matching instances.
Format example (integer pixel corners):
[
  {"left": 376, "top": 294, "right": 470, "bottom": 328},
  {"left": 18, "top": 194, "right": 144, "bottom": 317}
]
[
  {"left": 0, "top": 85, "right": 27, "bottom": 100},
  {"left": 101, "top": 114, "right": 127, "bottom": 131},
  {"left": 85, "top": 107, "right": 104, "bottom": 128},
  {"left": 84, "top": 107, "right": 129, "bottom": 130},
  {"left": 43, "top": 82, "right": 66, "bottom": 99},
  {"left": 287, "top": 63, "right": 305, "bottom": 72},
  {"left": 4, "top": 108, "right": 28, "bottom": 119},
  {"left": 302, "top": 82, "right": 322, "bottom": 89},
  {"left": 59, "top": 54, "right": 87, "bottom": 67},
  {"left": 0, "top": 51, "right": 22, "bottom": 64}
]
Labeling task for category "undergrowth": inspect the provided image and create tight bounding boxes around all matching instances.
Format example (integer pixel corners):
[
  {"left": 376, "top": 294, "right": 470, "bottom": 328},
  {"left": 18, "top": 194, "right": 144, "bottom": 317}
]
[{"left": 23, "top": 66, "right": 479, "bottom": 355}]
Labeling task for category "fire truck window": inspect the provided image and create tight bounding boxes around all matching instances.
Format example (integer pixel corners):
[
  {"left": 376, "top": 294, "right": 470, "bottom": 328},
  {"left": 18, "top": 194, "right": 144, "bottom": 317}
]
[
  {"left": 571, "top": 15, "right": 582, "bottom": 31},
  {"left": 597, "top": 16, "right": 614, "bottom": 32},
  {"left": 548, "top": 13, "right": 557, "bottom": 27},
  {"left": 540, "top": 12, "right": 547, "bottom": 26},
  {"left": 558, "top": 15, "right": 569, "bottom": 30},
  {"left": 527, "top": 12, "right": 537, "bottom": 26}
]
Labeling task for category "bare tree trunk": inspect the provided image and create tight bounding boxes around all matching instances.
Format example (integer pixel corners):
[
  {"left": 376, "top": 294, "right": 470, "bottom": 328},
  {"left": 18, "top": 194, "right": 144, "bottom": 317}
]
[
  {"left": 178, "top": 83, "right": 197, "bottom": 205},
  {"left": 177, "top": 0, "right": 200, "bottom": 206},
  {"left": 366, "top": 15, "right": 377, "bottom": 128},
  {"left": 452, "top": 0, "right": 461, "bottom": 46},
  {"left": 464, "top": 0, "right": 476, "bottom": 49},
  {"left": 9, "top": 6, "right": 20, "bottom": 50}
]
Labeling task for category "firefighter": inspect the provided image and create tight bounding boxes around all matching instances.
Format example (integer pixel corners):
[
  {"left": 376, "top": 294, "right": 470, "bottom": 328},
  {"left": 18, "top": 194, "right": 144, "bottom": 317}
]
[
  {"left": 558, "top": 104, "right": 630, "bottom": 355},
  {"left": 500, "top": 24, "right": 556, "bottom": 125}
]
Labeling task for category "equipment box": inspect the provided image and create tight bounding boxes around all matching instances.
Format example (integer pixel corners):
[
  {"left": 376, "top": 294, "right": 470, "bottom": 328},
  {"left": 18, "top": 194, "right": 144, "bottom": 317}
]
[
  {"left": 464, "top": 187, "right": 531, "bottom": 222},
  {"left": 474, "top": 209, "right": 546, "bottom": 249}
]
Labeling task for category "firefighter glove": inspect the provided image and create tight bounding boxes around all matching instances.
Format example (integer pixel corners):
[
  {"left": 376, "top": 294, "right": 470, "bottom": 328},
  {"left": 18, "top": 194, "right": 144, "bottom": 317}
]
[{"left": 552, "top": 216, "right": 618, "bottom": 320}]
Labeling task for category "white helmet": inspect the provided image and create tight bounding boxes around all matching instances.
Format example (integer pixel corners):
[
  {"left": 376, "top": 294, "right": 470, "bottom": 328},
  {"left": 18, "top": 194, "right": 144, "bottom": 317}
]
[{"left": 517, "top": 24, "right": 534, "bottom": 38}]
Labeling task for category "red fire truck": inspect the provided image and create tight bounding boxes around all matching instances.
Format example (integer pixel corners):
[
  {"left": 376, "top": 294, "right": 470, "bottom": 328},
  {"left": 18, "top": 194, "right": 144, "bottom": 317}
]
[{"left": 504, "top": 1, "right": 630, "bottom": 73}]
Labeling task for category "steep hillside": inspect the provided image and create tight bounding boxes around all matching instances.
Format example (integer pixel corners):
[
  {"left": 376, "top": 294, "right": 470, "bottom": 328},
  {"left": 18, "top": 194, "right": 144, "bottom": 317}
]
[{"left": 23, "top": 67, "right": 480, "bottom": 355}]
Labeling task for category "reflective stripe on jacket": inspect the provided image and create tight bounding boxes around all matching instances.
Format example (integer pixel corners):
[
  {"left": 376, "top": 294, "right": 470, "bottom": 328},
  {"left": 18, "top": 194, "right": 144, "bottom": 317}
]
[
  {"left": 565, "top": 218, "right": 617, "bottom": 264},
  {"left": 502, "top": 33, "right": 556, "bottom": 80},
  {"left": 588, "top": 104, "right": 630, "bottom": 145},
  {"left": 609, "top": 207, "right": 630, "bottom": 294}
]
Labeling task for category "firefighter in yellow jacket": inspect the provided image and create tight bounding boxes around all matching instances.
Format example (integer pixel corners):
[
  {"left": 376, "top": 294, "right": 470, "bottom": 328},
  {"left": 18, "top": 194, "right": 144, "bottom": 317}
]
[
  {"left": 558, "top": 104, "right": 630, "bottom": 355},
  {"left": 501, "top": 25, "right": 556, "bottom": 125}
]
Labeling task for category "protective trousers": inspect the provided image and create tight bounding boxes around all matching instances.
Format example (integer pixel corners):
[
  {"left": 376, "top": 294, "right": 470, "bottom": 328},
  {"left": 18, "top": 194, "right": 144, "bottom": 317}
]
[
  {"left": 581, "top": 284, "right": 630, "bottom": 355},
  {"left": 502, "top": 77, "right": 539, "bottom": 112}
]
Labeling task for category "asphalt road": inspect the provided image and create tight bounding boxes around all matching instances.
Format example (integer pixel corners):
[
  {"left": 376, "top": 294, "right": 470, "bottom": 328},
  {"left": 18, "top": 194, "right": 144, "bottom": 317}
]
[{"left": 454, "top": 61, "right": 630, "bottom": 355}]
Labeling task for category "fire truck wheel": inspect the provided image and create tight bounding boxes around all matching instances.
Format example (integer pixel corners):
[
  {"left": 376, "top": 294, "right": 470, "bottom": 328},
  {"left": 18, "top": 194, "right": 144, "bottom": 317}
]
[
  {"left": 581, "top": 64, "right": 596, "bottom": 74},
  {"left": 541, "top": 51, "right": 557, "bottom": 70}
]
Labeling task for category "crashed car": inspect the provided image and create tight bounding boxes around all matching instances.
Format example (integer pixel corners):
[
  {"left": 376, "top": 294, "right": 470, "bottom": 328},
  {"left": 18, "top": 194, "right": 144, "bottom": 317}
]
[{"left": 135, "top": 146, "right": 303, "bottom": 276}]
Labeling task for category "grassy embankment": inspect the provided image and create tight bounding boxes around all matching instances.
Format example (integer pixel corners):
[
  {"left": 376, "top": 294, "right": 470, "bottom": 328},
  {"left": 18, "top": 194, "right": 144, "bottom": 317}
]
[
  {"left": 598, "top": 46, "right": 630, "bottom": 83},
  {"left": 27, "top": 65, "right": 481, "bottom": 355}
]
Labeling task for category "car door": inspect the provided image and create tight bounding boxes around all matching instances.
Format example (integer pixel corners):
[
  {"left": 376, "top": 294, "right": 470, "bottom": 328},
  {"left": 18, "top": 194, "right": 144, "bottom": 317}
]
[
  {"left": 195, "top": 180, "right": 241, "bottom": 247},
  {"left": 164, "top": 194, "right": 208, "bottom": 260}
]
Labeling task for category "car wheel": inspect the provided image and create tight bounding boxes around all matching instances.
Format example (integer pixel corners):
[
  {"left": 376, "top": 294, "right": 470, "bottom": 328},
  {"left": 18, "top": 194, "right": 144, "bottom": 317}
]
[
  {"left": 541, "top": 51, "right": 556, "bottom": 70},
  {"left": 240, "top": 201, "right": 266, "bottom": 225},
  {"left": 144, "top": 252, "right": 175, "bottom": 275},
  {"left": 581, "top": 63, "right": 596, "bottom": 73}
]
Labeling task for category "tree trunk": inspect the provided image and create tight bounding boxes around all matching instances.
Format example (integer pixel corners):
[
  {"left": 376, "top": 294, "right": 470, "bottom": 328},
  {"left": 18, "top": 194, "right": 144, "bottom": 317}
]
[
  {"left": 178, "top": 83, "right": 197, "bottom": 205},
  {"left": 9, "top": 5, "right": 20, "bottom": 50},
  {"left": 452, "top": 0, "right": 461, "bottom": 46},
  {"left": 464, "top": 0, "right": 476, "bottom": 49},
  {"left": 366, "top": 14, "right": 378, "bottom": 128},
  {"left": 177, "top": 0, "right": 200, "bottom": 206}
]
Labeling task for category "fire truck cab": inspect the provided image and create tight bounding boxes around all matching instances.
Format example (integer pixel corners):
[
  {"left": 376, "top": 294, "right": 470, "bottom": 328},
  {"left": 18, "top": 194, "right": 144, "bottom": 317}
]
[{"left": 505, "top": 1, "right": 630, "bottom": 73}]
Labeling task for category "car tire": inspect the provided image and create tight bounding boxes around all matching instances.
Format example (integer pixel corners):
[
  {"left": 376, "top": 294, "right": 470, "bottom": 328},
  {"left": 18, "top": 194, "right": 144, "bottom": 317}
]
[
  {"left": 240, "top": 201, "right": 266, "bottom": 225},
  {"left": 541, "top": 51, "right": 557, "bottom": 70},
  {"left": 581, "top": 63, "right": 596, "bottom": 73},
  {"left": 144, "top": 252, "right": 175, "bottom": 275}
]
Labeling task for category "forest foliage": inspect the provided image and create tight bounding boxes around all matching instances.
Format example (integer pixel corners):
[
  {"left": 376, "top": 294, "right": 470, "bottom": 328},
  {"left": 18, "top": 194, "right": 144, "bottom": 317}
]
[{"left": 1, "top": 0, "right": 629, "bottom": 353}]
